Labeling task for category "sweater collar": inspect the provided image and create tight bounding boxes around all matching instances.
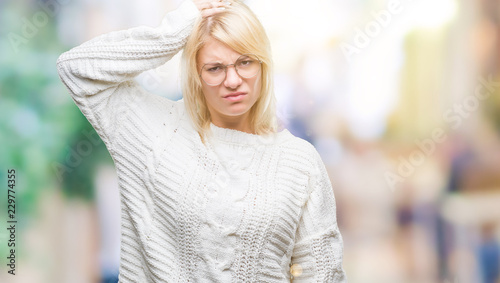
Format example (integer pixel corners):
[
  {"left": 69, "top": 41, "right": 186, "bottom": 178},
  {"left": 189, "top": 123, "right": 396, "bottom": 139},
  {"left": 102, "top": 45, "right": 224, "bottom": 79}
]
[{"left": 208, "top": 122, "right": 293, "bottom": 146}]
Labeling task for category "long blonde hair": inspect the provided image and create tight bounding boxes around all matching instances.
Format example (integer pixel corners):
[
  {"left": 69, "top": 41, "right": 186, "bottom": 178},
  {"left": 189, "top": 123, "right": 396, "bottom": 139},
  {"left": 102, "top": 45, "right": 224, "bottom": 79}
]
[{"left": 181, "top": 0, "right": 278, "bottom": 144}]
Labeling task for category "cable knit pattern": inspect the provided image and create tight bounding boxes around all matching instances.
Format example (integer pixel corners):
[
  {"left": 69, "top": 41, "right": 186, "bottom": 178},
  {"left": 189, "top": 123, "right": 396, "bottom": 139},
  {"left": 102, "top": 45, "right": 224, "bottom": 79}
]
[{"left": 56, "top": 1, "right": 346, "bottom": 282}]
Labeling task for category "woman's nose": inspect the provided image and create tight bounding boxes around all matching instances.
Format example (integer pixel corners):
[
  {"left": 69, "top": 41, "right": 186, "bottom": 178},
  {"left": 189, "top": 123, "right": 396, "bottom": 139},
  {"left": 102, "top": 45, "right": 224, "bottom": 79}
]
[{"left": 223, "top": 66, "right": 242, "bottom": 89}]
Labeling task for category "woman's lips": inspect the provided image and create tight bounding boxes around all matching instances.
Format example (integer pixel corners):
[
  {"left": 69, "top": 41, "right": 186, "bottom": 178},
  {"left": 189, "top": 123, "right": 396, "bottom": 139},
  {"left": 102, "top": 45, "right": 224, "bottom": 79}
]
[{"left": 223, "top": 92, "right": 246, "bottom": 101}]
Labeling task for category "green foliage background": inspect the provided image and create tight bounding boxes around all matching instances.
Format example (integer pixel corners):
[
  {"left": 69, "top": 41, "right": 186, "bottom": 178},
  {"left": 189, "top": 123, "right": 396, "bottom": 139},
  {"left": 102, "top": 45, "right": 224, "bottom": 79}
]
[{"left": 0, "top": 0, "right": 113, "bottom": 264}]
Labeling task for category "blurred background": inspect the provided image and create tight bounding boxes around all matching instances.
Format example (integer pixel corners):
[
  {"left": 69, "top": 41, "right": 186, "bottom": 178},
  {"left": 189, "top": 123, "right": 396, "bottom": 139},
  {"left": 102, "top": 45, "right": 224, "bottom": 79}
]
[{"left": 1, "top": 0, "right": 500, "bottom": 282}]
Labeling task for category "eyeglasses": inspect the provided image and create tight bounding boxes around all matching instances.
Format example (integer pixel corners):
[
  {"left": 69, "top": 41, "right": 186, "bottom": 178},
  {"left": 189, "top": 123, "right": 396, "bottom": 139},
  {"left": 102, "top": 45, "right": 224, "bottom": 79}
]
[{"left": 199, "top": 53, "right": 262, "bottom": 86}]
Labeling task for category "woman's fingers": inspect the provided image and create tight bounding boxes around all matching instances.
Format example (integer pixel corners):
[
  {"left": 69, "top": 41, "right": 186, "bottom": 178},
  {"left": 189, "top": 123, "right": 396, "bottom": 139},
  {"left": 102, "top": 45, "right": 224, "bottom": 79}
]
[
  {"left": 200, "top": 6, "right": 225, "bottom": 18},
  {"left": 199, "top": 1, "right": 224, "bottom": 11},
  {"left": 193, "top": 0, "right": 231, "bottom": 18}
]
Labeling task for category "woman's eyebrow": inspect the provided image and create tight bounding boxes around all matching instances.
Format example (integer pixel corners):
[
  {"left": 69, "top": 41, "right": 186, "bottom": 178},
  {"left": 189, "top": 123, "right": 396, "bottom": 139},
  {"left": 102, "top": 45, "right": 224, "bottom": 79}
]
[
  {"left": 204, "top": 60, "right": 223, "bottom": 65},
  {"left": 203, "top": 55, "right": 243, "bottom": 65}
]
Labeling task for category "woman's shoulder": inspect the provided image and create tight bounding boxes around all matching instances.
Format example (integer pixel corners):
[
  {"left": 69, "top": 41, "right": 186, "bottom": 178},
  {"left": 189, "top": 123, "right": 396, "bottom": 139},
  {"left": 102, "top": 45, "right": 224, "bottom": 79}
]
[
  {"left": 124, "top": 82, "right": 184, "bottom": 120},
  {"left": 280, "top": 132, "right": 318, "bottom": 154},
  {"left": 110, "top": 82, "right": 187, "bottom": 138},
  {"left": 279, "top": 133, "right": 323, "bottom": 169}
]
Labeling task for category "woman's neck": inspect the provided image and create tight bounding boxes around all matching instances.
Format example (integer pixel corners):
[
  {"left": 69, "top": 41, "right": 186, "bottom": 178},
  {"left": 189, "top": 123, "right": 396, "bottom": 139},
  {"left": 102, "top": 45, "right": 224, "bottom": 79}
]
[{"left": 210, "top": 114, "right": 254, "bottom": 134}]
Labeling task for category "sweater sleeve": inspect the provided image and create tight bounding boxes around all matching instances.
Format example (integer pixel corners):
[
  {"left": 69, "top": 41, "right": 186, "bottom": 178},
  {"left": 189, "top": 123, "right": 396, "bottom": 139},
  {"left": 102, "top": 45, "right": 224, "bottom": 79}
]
[
  {"left": 56, "top": 0, "right": 199, "bottom": 151},
  {"left": 290, "top": 150, "right": 347, "bottom": 282}
]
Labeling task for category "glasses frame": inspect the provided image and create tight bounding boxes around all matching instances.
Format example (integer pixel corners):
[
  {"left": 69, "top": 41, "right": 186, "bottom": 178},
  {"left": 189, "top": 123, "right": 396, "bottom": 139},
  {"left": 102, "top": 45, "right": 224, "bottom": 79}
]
[{"left": 199, "top": 53, "right": 263, "bottom": 86}]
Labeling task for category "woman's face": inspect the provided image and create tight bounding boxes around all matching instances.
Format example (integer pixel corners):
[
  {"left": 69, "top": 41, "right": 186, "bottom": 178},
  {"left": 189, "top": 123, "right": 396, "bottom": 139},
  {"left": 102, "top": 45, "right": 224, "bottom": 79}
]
[{"left": 197, "top": 37, "right": 261, "bottom": 127}]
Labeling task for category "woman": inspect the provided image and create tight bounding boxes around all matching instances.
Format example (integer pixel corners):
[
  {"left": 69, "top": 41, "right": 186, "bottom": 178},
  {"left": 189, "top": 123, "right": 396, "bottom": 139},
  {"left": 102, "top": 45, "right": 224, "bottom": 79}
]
[{"left": 57, "top": 0, "right": 347, "bottom": 282}]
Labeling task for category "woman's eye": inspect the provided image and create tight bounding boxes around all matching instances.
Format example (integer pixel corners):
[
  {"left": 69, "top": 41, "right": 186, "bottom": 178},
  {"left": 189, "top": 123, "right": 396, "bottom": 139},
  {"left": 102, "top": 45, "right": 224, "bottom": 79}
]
[
  {"left": 207, "top": 65, "right": 222, "bottom": 72},
  {"left": 239, "top": 60, "right": 253, "bottom": 66}
]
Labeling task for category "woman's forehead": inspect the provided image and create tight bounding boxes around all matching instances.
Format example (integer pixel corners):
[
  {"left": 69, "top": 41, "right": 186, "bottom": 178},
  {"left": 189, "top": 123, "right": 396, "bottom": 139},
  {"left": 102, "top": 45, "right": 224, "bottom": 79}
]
[{"left": 198, "top": 37, "right": 242, "bottom": 64}]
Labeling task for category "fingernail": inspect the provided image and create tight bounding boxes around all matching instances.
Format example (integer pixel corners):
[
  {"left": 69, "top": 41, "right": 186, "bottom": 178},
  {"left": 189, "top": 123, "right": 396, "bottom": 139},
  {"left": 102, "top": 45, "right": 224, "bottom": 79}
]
[
  {"left": 225, "top": 1, "right": 232, "bottom": 5},
  {"left": 218, "top": 7, "right": 226, "bottom": 10}
]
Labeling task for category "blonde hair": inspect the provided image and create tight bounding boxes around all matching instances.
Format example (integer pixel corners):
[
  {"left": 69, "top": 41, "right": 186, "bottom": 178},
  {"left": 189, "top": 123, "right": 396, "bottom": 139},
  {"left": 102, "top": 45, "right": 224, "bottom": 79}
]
[{"left": 181, "top": 0, "right": 278, "bottom": 144}]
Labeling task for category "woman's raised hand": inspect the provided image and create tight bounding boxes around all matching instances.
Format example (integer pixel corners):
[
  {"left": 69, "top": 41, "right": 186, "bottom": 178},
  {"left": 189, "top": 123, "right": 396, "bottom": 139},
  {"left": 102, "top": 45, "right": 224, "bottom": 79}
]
[{"left": 192, "top": 0, "right": 231, "bottom": 18}]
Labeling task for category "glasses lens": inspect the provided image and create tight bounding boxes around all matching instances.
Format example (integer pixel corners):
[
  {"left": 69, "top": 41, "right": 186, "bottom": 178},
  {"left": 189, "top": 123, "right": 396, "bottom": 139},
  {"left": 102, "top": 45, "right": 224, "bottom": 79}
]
[
  {"left": 236, "top": 55, "right": 261, "bottom": 78},
  {"left": 201, "top": 63, "right": 226, "bottom": 85}
]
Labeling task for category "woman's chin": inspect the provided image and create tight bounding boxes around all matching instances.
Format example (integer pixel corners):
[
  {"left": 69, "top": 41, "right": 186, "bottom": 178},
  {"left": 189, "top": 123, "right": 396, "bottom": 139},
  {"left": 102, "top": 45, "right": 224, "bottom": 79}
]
[{"left": 221, "top": 105, "right": 252, "bottom": 116}]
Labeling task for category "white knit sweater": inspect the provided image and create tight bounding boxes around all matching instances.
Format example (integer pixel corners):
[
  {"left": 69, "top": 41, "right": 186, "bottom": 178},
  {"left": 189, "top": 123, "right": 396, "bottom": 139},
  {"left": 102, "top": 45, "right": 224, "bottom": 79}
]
[{"left": 56, "top": 1, "right": 346, "bottom": 282}]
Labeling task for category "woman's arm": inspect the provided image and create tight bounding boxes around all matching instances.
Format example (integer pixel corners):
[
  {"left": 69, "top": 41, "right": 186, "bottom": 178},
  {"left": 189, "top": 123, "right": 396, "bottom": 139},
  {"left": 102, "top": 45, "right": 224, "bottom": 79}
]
[
  {"left": 56, "top": 0, "right": 228, "bottom": 150},
  {"left": 290, "top": 150, "right": 347, "bottom": 282}
]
